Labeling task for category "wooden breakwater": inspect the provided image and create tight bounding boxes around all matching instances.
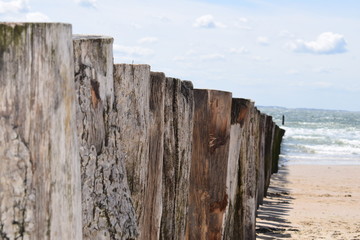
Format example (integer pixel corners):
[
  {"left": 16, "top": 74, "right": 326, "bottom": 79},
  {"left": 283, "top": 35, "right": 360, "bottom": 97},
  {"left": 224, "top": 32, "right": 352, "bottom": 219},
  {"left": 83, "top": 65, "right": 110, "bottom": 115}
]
[{"left": 0, "top": 22, "right": 285, "bottom": 240}]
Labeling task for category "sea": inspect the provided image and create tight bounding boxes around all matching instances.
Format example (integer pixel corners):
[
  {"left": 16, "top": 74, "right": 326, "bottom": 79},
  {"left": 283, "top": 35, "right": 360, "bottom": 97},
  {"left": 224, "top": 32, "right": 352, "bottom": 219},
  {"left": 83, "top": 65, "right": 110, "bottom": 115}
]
[{"left": 258, "top": 107, "right": 360, "bottom": 165}]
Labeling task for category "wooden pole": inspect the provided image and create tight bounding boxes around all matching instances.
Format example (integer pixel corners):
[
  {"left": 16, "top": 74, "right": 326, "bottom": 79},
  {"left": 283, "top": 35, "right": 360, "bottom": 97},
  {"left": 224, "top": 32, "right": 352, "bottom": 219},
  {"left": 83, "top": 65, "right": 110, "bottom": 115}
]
[
  {"left": 256, "top": 114, "right": 267, "bottom": 207},
  {"left": 73, "top": 36, "right": 138, "bottom": 239},
  {"left": 264, "top": 116, "right": 275, "bottom": 196},
  {"left": 161, "top": 77, "right": 194, "bottom": 240},
  {"left": 139, "top": 72, "right": 166, "bottom": 240},
  {"left": 223, "top": 98, "right": 251, "bottom": 239},
  {"left": 186, "top": 89, "right": 232, "bottom": 240},
  {"left": 1, "top": 22, "right": 287, "bottom": 240},
  {"left": 113, "top": 63, "right": 151, "bottom": 232},
  {"left": 0, "top": 23, "right": 82, "bottom": 239}
]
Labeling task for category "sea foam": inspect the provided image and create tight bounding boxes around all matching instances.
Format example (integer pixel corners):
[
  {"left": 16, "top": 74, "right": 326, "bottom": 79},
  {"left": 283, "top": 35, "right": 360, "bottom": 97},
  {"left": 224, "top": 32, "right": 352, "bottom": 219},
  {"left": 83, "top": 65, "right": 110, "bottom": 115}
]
[{"left": 259, "top": 107, "right": 360, "bottom": 165}]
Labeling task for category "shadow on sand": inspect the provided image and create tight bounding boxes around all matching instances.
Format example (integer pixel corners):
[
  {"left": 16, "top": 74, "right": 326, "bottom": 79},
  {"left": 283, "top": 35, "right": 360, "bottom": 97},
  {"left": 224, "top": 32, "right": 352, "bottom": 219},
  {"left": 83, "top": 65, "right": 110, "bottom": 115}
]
[{"left": 256, "top": 165, "right": 299, "bottom": 239}]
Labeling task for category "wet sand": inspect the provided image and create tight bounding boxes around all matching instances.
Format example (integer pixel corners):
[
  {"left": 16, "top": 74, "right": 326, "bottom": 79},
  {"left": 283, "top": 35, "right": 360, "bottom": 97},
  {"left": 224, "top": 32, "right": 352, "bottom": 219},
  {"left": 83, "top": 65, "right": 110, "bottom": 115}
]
[{"left": 256, "top": 165, "right": 360, "bottom": 240}]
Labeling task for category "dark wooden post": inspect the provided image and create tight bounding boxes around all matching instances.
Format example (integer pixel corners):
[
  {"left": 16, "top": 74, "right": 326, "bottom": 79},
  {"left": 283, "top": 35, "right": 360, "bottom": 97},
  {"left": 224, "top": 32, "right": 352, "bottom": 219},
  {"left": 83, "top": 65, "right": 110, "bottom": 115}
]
[
  {"left": 272, "top": 126, "right": 285, "bottom": 174},
  {"left": 264, "top": 116, "right": 275, "bottom": 196},
  {"left": 223, "top": 98, "right": 250, "bottom": 239},
  {"left": 186, "top": 89, "right": 232, "bottom": 240},
  {"left": 237, "top": 100, "right": 257, "bottom": 240},
  {"left": 256, "top": 114, "right": 267, "bottom": 207}
]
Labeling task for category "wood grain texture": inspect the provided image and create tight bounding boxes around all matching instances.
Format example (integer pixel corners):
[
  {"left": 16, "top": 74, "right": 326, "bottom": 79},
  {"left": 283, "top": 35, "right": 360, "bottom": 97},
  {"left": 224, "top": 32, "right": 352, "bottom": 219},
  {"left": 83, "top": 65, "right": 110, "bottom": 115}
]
[
  {"left": 222, "top": 98, "right": 259, "bottom": 240},
  {"left": 222, "top": 99, "right": 245, "bottom": 240},
  {"left": 243, "top": 105, "right": 259, "bottom": 240},
  {"left": 113, "top": 63, "right": 151, "bottom": 227},
  {"left": 256, "top": 114, "right": 267, "bottom": 208},
  {"left": 73, "top": 36, "right": 138, "bottom": 240},
  {"left": 137, "top": 72, "right": 166, "bottom": 240},
  {"left": 160, "top": 78, "right": 194, "bottom": 240},
  {"left": 0, "top": 23, "right": 82, "bottom": 240},
  {"left": 186, "top": 89, "right": 232, "bottom": 240},
  {"left": 271, "top": 126, "right": 285, "bottom": 174},
  {"left": 1, "top": 22, "right": 286, "bottom": 240},
  {"left": 264, "top": 116, "right": 275, "bottom": 197}
]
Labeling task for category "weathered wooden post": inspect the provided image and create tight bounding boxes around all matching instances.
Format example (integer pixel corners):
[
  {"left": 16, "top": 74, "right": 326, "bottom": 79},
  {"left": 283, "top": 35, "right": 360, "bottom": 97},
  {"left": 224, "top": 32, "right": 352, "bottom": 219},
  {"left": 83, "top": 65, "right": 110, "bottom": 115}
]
[
  {"left": 0, "top": 23, "right": 82, "bottom": 239},
  {"left": 160, "top": 77, "right": 194, "bottom": 240},
  {"left": 256, "top": 114, "right": 267, "bottom": 208},
  {"left": 137, "top": 72, "right": 166, "bottom": 240},
  {"left": 238, "top": 100, "right": 257, "bottom": 240},
  {"left": 1, "top": 21, "right": 287, "bottom": 240},
  {"left": 271, "top": 126, "right": 285, "bottom": 174},
  {"left": 186, "top": 89, "right": 232, "bottom": 240},
  {"left": 264, "top": 116, "right": 275, "bottom": 196},
  {"left": 222, "top": 99, "right": 261, "bottom": 240},
  {"left": 73, "top": 36, "right": 138, "bottom": 239},
  {"left": 245, "top": 106, "right": 260, "bottom": 239},
  {"left": 113, "top": 63, "right": 151, "bottom": 228},
  {"left": 223, "top": 98, "right": 250, "bottom": 239}
]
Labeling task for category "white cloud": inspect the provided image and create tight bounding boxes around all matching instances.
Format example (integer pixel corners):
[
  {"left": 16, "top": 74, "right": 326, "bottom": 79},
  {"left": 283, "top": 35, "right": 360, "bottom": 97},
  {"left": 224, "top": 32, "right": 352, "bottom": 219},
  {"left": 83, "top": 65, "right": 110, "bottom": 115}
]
[
  {"left": 137, "top": 37, "right": 158, "bottom": 44},
  {"left": 193, "top": 14, "right": 226, "bottom": 29},
  {"left": 25, "top": 12, "right": 49, "bottom": 22},
  {"left": 257, "top": 36, "right": 269, "bottom": 46},
  {"left": 234, "top": 17, "right": 252, "bottom": 30},
  {"left": 174, "top": 52, "right": 225, "bottom": 62},
  {"left": 238, "top": 17, "right": 248, "bottom": 23},
  {"left": 313, "top": 67, "right": 336, "bottom": 74},
  {"left": 279, "top": 30, "right": 295, "bottom": 39},
  {"left": 185, "top": 50, "right": 197, "bottom": 56},
  {"left": 251, "top": 56, "right": 270, "bottom": 62},
  {"left": 287, "top": 32, "right": 347, "bottom": 54},
  {"left": 229, "top": 47, "right": 249, "bottom": 54},
  {"left": 235, "top": 25, "right": 252, "bottom": 31},
  {"left": 173, "top": 56, "right": 187, "bottom": 62},
  {"left": 154, "top": 15, "right": 171, "bottom": 23},
  {"left": 75, "top": 0, "right": 97, "bottom": 8},
  {"left": 200, "top": 53, "right": 225, "bottom": 61},
  {"left": 286, "top": 69, "right": 300, "bottom": 75},
  {"left": 131, "top": 23, "right": 142, "bottom": 29},
  {"left": 172, "top": 50, "right": 198, "bottom": 62},
  {"left": 0, "top": 0, "right": 28, "bottom": 14},
  {"left": 312, "top": 81, "right": 333, "bottom": 88},
  {"left": 113, "top": 44, "right": 154, "bottom": 57}
]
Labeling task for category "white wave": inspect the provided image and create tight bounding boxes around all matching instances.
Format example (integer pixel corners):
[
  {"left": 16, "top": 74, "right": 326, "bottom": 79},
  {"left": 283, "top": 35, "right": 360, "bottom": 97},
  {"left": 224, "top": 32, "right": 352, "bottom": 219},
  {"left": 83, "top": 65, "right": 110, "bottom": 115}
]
[
  {"left": 284, "top": 127, "right": 360, "bottom": 139},
  {"left": 336, "top": 138, "right": 360, "bottom": 146},
  {"left": 306, "top": 144, "right": 360, "bottom": 155},
  {"left": 269, "top": 108, "right": 360, "bottom": 165},
  {"left": 289, "top": 135, "right": 326, "bottom": 141},
  {"left": 280, "top": 154, "right": 360, "bottom": 165}
]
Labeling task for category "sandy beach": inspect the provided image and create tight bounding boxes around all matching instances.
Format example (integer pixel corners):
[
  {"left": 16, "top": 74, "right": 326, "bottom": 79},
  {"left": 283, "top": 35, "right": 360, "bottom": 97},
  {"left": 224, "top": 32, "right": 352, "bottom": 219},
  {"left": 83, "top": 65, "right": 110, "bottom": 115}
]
[{"left": 256, "top": 164, "right": 360, "bottom": 240}]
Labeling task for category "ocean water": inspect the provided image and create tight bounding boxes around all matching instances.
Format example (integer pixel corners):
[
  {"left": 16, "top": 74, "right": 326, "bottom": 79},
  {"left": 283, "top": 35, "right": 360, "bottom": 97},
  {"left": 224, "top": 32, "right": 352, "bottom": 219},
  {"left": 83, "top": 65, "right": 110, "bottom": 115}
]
[{"left": 258, "top": 107, "right": 360, "bottom": 165}]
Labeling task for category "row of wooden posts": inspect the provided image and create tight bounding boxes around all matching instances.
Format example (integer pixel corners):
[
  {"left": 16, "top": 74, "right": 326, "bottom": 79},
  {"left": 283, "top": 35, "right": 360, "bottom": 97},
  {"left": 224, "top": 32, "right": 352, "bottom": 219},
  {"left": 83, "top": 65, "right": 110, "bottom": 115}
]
[{"left": 0, "top": 23, "right": 285, "bottom": 240}]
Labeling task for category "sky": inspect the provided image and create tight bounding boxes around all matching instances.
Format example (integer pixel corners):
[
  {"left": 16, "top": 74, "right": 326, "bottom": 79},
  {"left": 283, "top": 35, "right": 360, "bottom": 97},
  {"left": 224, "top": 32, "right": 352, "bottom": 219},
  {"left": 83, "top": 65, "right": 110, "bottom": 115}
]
[{"left": 1, "top": 0, "right": 360, "bottom": 111}]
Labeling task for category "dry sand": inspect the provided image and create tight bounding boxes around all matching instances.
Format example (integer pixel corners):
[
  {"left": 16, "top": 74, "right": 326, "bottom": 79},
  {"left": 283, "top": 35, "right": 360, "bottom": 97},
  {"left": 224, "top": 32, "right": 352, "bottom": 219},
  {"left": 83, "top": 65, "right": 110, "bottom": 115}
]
[{"left": 256, "top": 164, "right": 360, "bottom": 240}]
